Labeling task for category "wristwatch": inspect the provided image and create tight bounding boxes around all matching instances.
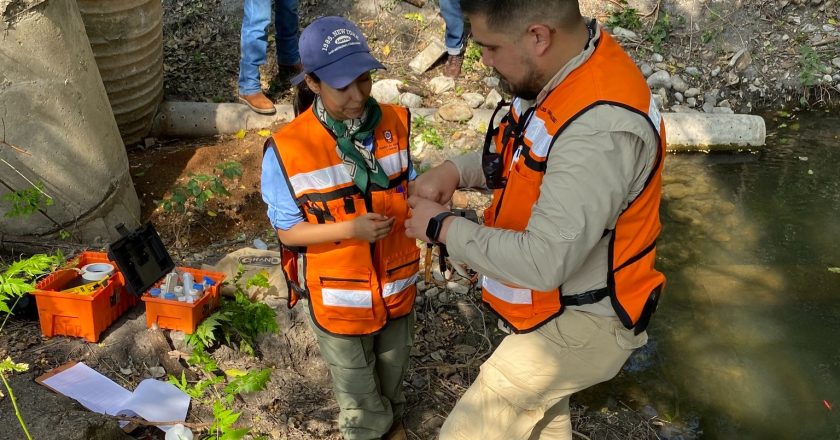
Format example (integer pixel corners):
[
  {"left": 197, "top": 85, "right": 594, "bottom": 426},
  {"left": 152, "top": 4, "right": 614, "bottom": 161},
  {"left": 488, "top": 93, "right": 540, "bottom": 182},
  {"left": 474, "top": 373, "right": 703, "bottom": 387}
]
[{"left": 426, "top": 211, "right": 456, "bottom": 244}]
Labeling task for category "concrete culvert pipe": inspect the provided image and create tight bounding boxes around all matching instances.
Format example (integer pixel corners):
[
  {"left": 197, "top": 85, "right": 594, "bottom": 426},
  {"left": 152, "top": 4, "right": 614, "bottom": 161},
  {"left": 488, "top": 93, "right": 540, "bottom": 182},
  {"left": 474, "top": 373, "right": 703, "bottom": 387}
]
[
  {"left": 77, "top": 0, "right": 164, "bottom": 147},
  {"left": 0, "top": 0, "right": 141, "bottom": 246},
  {"left": 151, "top": 102, "right": 766, "bottom": 151}
]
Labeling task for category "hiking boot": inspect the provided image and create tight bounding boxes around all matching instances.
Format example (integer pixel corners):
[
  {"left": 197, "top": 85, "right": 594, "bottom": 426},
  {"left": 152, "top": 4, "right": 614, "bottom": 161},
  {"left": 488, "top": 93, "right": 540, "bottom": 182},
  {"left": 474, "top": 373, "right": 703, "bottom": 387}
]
[
  {"left": 443, "top": 54, "right": 464, "bottom": 78},
  {"left": 239, "top": 92, "right": 276, "bottom": 115},
  {"left": 383, "top": 421, "right": 407, "bottom": 440}
]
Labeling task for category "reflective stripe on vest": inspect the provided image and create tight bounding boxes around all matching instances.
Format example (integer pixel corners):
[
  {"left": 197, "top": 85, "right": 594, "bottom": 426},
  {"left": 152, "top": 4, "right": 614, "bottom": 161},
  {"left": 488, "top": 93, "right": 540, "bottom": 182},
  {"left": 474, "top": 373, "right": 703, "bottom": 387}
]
[
  {"left": 482, "top": 276, "right": 531, "bottom": 305},
  {"left": 383, "top": 273, "right": 418, "bottom": 298},
  {"left": 322, "top": 288, "right": 373, "bottom": 308},
  {"left": 269, "top": 103, "right": 420, "bottom": 336},
  {"left": 481, "top": 28, "right": 666, "bottom": 333}
]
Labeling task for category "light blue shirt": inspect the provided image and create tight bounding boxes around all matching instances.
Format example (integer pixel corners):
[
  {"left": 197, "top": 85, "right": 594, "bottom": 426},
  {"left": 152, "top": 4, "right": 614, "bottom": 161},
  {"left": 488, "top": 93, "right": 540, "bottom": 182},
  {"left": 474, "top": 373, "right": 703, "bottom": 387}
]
[{"left": 261, "top": 137, "right": 416, "bottom": 231}]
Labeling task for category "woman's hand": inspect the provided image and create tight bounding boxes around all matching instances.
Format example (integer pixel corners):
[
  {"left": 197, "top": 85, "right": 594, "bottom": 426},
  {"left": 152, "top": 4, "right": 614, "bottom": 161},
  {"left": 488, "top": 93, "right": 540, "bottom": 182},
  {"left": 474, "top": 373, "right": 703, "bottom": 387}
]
[{"left": 352, "top": 213, "right": 395, "bottom": 242}]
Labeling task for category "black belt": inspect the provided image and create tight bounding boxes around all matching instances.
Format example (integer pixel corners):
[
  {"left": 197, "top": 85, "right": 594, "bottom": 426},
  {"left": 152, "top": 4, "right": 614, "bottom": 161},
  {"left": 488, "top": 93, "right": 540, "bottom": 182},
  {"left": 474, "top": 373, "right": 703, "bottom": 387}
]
[{"left": 562, "top": 287, "right": 609, "bottom": 306}]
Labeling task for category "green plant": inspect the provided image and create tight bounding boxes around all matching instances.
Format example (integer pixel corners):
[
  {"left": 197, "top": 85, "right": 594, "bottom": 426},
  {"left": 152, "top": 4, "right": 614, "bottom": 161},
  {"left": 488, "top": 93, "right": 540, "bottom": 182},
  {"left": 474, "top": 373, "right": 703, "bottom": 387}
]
[
  {"left": 169, "top": 370, "right": 223, "bottom": 400},
  {"left": 157, "top": 161, "right": 242, "bottom": 213},
  {"left": 0, "top": 358, "right": 31, "bottom": 440},
  {"left": 0, "top": 253, "right": 62, "bottom": 320},
  {"left": 701, "top": 29, "right": 719, "bottom": 45},
  {"left": 463, "top": 41, "right": 484, "bottom": 72},
  {"left": 1, "top": 182, "right": 53, "bottom": 218},
  {"left": 210, "top": 401, "right": 251, "bottom": 440},
  {"left": 412, "top": 114, "right": 430, "bottom": 132},
  {"left": 647, "top": 13, "right": 673, "bottom": 53},
  {"left": 166, "top": 270, "right": 279, "bottom": 438},
  {"left": 185, "top": 268, "right": 278, "bottom": 355},
  {"left": 799, "top": 45, "right": 823, "bottom": 87},
  {"left": 422, "top": 127, "right": 444, "bottom": 149},
  {"left": 607, "top": 0, "right": 642, "bottom": 31},
  {"left": 223, "top": 368, "right": 272, "bottom": 403},
  {"left": 0, "top": 253, "right": 61, "bottom": 440},
  {"left": 410, "top": 115, "right": 444, "bottom": 150}
]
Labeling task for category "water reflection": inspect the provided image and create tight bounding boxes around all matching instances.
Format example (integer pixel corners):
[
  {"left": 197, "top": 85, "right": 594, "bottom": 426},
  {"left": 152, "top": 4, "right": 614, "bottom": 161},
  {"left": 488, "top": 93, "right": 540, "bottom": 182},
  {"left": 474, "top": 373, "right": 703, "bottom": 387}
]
[{"left": 606, "top": 113, "right": 840, "bottom": 439}]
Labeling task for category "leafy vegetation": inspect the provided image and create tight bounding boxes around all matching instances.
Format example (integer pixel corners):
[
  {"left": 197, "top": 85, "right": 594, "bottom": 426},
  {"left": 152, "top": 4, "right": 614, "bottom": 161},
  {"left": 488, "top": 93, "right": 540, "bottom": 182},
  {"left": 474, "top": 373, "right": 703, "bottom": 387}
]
[
  {"left": 799, "top": 45, "right": 823, "bottom": 88},
  {"left": 607, "top": 0, "right": 642, "bottom": 31},
  {"left": 411, "top": 115, "right": 444, "bottom": 150},
  {"left": 157, "top": 161, "right": 242, "bottom": 213},
  {"left": 648, "top": 13, "right": 673, "bottom": 54},
  {"left": 0, "top": 252, "right": 62, "bottom": 440},
  {"left": 463, "top": 41, "right": 484, "bottom": 73},
  {"left": 1, "top": 182, "right": 53, "bottom": 218},
  {"left": 166, "top": 268, "right": 278, "bottom": 438}
]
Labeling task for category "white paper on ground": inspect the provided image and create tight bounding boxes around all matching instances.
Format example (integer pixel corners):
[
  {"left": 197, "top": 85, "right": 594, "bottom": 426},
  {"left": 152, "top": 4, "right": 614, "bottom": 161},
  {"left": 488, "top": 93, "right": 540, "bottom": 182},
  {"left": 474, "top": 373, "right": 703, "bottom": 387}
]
[{"left": 41, "top": 362, "right": 190, "bottom": 432}]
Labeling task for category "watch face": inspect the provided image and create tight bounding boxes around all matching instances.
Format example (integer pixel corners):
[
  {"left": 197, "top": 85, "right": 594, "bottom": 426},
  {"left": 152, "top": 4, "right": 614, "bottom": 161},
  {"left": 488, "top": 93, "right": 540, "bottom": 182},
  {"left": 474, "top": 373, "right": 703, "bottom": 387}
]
[{"left": 425, "top": 216, "right": 440, "bottom": 242}]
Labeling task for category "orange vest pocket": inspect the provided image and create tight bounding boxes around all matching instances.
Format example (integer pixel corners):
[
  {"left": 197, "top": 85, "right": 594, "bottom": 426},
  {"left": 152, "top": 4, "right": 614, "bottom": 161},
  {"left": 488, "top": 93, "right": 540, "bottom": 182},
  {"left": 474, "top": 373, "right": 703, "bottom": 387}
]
[
  {"left": 493, "top": 166, "right": 541, "bottom": 231},
  {"left": 381, "top": 249, "right": 419, "bottom": 317},
  {"left": 314, "top": 267, "right": 378, "bottom": 322}
]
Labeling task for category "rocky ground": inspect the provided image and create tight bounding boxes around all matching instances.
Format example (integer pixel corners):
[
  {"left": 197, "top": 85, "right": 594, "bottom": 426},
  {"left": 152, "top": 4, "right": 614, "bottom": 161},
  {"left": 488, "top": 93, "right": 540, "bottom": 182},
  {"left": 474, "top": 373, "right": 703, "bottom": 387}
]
[{"left": 3, "top": 0, "right": 838, "bottom": 439}]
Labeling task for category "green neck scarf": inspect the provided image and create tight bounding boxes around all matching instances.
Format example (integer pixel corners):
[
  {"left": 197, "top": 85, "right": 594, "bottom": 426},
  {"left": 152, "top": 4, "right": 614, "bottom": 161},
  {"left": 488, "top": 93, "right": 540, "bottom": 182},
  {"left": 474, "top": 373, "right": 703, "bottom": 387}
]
[{"left": 317, "top": 97, "right": 389, "bottom": 192}]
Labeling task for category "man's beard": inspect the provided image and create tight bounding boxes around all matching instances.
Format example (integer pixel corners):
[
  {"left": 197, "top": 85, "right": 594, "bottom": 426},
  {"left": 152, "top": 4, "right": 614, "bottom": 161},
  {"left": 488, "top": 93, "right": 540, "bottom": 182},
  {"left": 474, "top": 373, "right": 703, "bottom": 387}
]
[{"left": 496, "top": 62, "right": 542, "bottom": 100}]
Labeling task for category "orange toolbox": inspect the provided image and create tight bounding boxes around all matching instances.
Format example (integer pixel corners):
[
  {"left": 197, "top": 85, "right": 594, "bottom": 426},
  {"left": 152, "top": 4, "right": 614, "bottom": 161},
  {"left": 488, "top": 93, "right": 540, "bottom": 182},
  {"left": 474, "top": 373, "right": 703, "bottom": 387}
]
[
  {"left": 108, "top": 223, "right": 225, "bottom": 334},
  {"left": 32, "top": 251, "right": 137, "bottom": 342}
]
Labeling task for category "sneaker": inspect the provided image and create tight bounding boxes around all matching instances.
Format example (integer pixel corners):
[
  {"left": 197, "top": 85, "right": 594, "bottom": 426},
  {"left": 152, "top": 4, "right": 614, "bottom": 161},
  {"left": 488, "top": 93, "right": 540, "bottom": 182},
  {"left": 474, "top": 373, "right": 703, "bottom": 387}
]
[
  {"left": 443, "top": 54, "right": 464, "bottom": 78},
  {"left": 383, "top": 421, "right": 407, "bottom": 440},
  {"left": 239, "top": 92, "right": 276, "bottom": 115}
]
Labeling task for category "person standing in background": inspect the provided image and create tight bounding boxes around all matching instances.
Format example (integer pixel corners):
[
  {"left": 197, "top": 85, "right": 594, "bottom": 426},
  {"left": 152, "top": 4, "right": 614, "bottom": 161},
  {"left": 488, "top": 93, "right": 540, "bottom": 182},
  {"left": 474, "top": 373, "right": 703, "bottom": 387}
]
[
  {"left": 440, "top": 0, "right": 466, "bottom": 78},
  {"left": 238, "top": 0, "right": 302, "bottom": 114}
]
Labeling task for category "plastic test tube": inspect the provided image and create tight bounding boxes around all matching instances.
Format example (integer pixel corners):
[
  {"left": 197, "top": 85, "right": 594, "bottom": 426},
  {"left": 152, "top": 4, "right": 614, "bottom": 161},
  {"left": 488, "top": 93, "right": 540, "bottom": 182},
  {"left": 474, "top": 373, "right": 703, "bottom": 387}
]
[{"left": 182, "top": 272, "right": 194, "bottom": 295}]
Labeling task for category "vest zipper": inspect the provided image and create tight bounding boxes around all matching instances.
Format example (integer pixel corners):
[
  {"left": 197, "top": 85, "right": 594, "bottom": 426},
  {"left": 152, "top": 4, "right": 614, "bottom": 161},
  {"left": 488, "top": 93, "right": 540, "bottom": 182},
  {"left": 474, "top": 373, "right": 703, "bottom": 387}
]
[
  {"left": 386, "top": 258, "right": 420, "bottom": 274},
  {"left": 319, "top": 276, "right": 368, "bottom": 284}
]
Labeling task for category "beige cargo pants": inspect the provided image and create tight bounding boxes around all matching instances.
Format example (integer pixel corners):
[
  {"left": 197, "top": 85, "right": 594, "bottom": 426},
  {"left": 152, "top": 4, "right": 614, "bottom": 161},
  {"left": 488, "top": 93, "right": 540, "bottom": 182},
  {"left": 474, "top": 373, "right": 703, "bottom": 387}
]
[
  {"left": 439, "top": 309, "right": 647, "bottom": 440},
  {"left": 309, "top": 311, "right": 415, "bottom": 440}
]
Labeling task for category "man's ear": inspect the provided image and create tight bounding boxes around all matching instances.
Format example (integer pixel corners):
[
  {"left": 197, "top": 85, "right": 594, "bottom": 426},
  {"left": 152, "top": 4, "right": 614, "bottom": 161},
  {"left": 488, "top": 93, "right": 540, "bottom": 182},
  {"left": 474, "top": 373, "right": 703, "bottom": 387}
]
[
  {"left": 527, "top": 24, "right": 554, "bottom": 56},
  {"left": 304, "top": 74, "right": 320, "bottom": 94}
]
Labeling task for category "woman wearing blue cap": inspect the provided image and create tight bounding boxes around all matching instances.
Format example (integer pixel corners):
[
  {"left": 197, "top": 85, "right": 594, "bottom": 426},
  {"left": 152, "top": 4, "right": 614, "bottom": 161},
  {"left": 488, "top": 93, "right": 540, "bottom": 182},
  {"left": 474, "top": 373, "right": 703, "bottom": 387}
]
[{"left": 261, "top": 16, "right": 418, "bottom": 440}]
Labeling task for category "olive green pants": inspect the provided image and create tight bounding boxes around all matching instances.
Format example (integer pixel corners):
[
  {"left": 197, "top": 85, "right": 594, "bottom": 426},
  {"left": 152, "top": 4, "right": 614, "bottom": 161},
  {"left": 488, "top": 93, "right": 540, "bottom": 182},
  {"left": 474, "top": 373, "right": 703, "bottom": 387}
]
[{"left": 309, "top": 310, "right": 415, "bottom": 440}]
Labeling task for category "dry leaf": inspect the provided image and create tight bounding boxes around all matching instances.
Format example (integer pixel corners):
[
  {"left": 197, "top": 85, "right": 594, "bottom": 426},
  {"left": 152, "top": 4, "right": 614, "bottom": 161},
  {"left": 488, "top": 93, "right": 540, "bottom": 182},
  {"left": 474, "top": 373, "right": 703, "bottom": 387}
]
[
  {"left": 258, "top": 129, "right": 271, "bottom": 137},
  {"left": 383, "top": 45, "right": 391, "bottom": 56},
  {"left": 234, "top": 129, "right": 246, "bottom": 139}
]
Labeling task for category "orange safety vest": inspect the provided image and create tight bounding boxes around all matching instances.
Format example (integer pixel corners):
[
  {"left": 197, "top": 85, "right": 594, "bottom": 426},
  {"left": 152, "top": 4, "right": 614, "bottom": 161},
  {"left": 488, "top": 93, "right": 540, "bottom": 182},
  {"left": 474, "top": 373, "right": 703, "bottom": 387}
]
[
  {"left": 481, "top": 29, "right": 666, "bottom": 333},
  {"left": 267, "top": 103, "right": 419, "bottom": 336}
]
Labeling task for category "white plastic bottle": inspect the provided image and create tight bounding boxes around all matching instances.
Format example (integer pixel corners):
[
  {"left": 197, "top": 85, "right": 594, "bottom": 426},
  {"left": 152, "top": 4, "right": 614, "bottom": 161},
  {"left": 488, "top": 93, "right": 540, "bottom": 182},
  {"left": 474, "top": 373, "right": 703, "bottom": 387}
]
[{"left": 165, "top": 424, "right": 194, "bottom": 440}]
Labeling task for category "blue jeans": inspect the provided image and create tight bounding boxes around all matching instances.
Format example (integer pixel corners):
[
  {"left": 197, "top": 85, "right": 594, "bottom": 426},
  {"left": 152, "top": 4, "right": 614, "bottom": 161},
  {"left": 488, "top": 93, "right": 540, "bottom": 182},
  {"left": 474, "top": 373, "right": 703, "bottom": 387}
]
[
  {"left": 440, "top": 0, "right": 465, "bottom": 55},
  {"left": 238, "top": 0, "right": 301, "bottom": 95}
]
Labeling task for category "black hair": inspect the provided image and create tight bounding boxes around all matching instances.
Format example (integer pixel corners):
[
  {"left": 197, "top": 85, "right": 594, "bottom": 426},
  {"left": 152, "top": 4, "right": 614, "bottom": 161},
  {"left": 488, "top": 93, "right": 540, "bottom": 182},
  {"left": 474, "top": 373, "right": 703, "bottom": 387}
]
[
  {"left": 293, "top": 72, "right": 319, "bottom": 116},
  {"left": 460, "top": 0, "right": 581, "bottom": 32}
]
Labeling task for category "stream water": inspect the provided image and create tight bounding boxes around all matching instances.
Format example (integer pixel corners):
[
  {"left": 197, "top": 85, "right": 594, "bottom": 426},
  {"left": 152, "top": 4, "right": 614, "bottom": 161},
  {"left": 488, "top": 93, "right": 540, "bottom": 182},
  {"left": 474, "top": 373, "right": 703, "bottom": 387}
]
[{"left": 596, "top": 112, "right": 840, "bottom": 439}]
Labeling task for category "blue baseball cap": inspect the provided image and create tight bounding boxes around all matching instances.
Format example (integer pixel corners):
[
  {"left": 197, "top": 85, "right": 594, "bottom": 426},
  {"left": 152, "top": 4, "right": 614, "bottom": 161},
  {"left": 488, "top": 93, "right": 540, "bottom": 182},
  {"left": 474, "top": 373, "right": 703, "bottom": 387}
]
[{"left": 292, "top": 16, "right": 386, "bottom": 89}]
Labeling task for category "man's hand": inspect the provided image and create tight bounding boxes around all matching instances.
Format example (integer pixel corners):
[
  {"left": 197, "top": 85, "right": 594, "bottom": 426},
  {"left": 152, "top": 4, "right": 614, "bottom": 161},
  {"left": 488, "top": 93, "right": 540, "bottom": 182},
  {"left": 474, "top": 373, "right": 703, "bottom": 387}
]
[
  {"left": 352, "top": 213, "right": 395, "bottom": 242},
  {"left": 411, "top": 161, "right": 460, "bottom": 204},
  {"left": 405, "top": 196, "right": 450, "bottom": 243}
]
